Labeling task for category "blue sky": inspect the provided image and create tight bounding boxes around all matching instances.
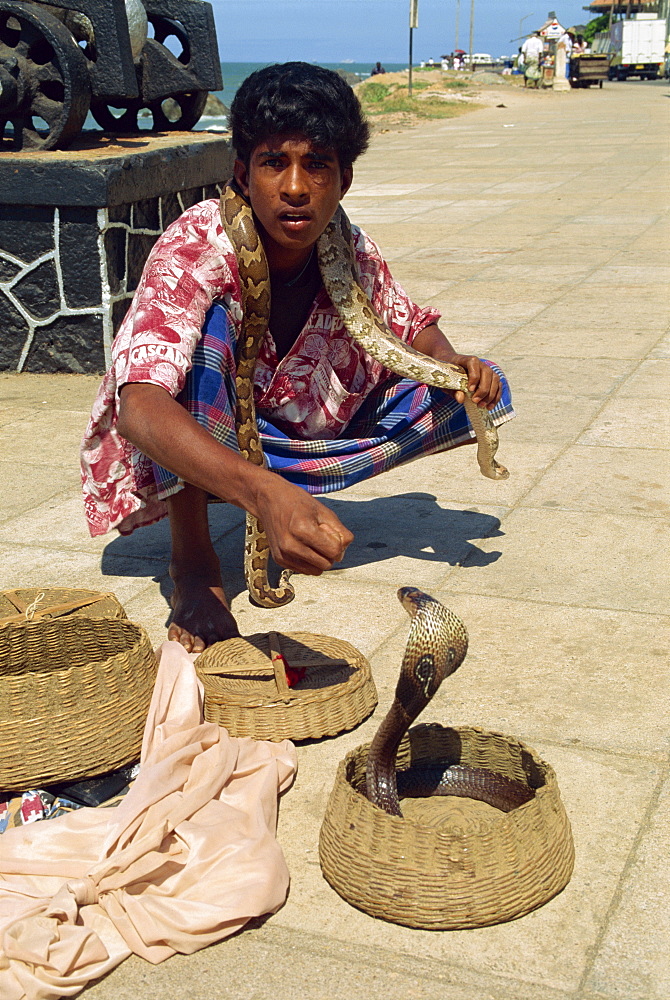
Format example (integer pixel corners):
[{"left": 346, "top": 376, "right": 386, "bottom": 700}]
[{"left": 210, "top": 1, "right": 595, "bottom": 63}]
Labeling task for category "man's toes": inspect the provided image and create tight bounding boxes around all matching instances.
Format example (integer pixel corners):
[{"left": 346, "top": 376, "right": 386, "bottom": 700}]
[
  {"left": 168, "top": 622, "right": 195, "bottom": 652},
  {"left": 191, "top": 634, "right": 207, "bottom": 653}
]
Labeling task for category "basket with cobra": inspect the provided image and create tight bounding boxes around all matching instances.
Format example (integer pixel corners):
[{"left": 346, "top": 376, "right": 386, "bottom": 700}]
[
  {"left": 318, "top": 588, "right": 574, "bottom": 929},
  {"left": 0, "top": 615, "right": 157, "bottom": 792},
  {"left": 196, "top": 630, "right": 377, "bottom": 742},
  {"left": 0, "top": 588, "right": 126, "bottom": 625}
]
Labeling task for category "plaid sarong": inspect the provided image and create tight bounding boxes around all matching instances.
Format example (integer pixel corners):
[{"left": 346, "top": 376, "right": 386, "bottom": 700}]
[{"left": 153, "top": 303, "right": 515, "bottom": 499}]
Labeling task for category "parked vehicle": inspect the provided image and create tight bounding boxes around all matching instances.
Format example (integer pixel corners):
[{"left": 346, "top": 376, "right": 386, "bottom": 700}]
[
  {"left": 600, "top": 15, "right": 666, "bottom": 81},
  {"left": 471, "top": 53, "right": 494, "bottom": 66}
]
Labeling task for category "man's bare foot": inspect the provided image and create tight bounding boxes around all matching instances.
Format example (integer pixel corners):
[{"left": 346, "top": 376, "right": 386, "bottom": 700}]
[{"left": 168, "top": 567, "right": 240, "bottom": 653}]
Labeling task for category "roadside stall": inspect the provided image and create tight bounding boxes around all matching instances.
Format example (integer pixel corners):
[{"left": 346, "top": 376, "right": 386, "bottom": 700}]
[
  {"left": 538, "top": 15, "right": 565, "bottom": 87},
  {"left": 569, "top": 52, "right": 610, "bottom": 86}
]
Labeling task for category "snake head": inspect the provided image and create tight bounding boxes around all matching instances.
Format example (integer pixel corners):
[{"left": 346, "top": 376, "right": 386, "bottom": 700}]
[{"left": 395, "top": 588, "right": 469, "bottom": 720}]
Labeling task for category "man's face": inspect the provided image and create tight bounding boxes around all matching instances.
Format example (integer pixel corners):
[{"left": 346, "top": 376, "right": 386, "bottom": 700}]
[{"left": 233, "top": 135, "right": 353, "bottom": 260}]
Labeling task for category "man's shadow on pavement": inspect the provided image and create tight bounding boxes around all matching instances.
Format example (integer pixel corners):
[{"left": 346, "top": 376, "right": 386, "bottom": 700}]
[
  {"left": 100, "top": 491, "right": 503, "bottom": 618},
  {"left": 318, "top": 492, "right": 503, "bottom": 572}
]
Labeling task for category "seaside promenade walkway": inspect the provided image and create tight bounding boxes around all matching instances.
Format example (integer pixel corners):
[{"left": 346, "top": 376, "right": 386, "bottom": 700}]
[{"left": 1, "top": 79, "right": 668, "bottom": 1000}]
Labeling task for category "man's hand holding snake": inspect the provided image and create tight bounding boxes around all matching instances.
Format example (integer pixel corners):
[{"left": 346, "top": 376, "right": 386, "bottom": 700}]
[
  {"left": 410, "top": 326, "right": 502, "bottom": 411},
  {"left": 446, "top": 354, "right": 502, "bottom": 410},
  {"left": 253, "top": 476, "right": 353, "bottom": 577}
]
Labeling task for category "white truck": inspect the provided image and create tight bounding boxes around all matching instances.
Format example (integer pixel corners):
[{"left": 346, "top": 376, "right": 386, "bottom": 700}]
[{"left": 605, "top": 15, "right": 666, "bottom": 81}]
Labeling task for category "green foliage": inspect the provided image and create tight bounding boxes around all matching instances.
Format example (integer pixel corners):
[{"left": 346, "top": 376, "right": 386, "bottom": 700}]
[
  {"left": 363, "top": 82, "right": 390, "bottom": 103},
  {"left": 359, "top": 84, "right": 473, "bottom": 120},
  {"left": 584, "top": 13, "right": 611, "bottom": 44}
]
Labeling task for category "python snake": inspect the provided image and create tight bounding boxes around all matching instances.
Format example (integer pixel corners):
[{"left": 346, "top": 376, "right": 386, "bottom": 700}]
[
  {"left": 364, "top": 588, "right": 534, "bottom": 817},
  {"left": 219, "top": 184, "right": 509, "bottom": 609}
]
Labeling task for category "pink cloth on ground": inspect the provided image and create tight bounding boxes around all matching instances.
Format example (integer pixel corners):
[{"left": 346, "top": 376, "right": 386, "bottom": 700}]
[{"left": 0, "top": 642, "right": 297, "bottom": 1000}]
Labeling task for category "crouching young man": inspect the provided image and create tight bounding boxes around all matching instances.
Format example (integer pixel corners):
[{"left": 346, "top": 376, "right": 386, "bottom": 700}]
[{"left": 81, "top": 62, "right": 514, "bottom": 652}]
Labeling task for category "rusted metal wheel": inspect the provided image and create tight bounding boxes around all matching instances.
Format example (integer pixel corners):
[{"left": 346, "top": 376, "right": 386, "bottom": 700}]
[
  {"left": 89, "top": 11, "right": 208, "bottom": 133},
  {"left": 90, "top": 88, "right": 207, "bottom": 132},
  {"left": 0, "top": 0, "right": 90, "bottom": 150}
]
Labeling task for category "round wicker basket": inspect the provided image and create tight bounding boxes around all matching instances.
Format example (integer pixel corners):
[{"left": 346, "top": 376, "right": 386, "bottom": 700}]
[
  {"left": 196, "top": 631, "right": 377, "bottom": 742},
  {"left": 0, "top": 616, "right": 157, "bottom": 792},
  {"left": 319, "top": 722, "right": 574, "bottom": 929},
  {"left": 0, "top": 588, "right": 126, "bottom": 625}
]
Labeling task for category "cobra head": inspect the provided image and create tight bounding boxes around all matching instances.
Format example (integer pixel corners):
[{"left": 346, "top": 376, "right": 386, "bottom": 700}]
[{"left": 395, "top": 587, "right": 469, "bottom": 721}]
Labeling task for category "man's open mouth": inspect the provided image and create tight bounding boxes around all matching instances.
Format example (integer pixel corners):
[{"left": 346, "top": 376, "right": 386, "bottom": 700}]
[{"left": 279, "top": 211, "right": 312, "bottom": 224}]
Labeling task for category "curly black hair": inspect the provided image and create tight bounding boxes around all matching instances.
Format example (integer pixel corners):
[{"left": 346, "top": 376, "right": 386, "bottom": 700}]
[{"left": 229, "top": 62, "right": 370, "bottom": 169}]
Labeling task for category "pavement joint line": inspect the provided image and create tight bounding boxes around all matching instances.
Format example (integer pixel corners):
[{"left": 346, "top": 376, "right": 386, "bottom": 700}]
[
  {"left": 426, "top": 580, "right": 670, "bottom": 622},
  {"left": 358, "top": 610, "right": 411, "bottom": 665},
  {"left": 444, "top": 373, "right": 659, "bottom": 529},
  {"left": 513, "top": 738, "right": 670, "bottom": 769},
  {"left": 419, "top": 585, "right": 670, "bottom": 618},
  {"left": 0, "top": 539, "right": 170, "bottom": 566},
  {"left": 575, "top": 765, "right": 669, "bottom": 1000},
  {"left": 255, "top": 921, "right": 576, "bottom": 1000}
]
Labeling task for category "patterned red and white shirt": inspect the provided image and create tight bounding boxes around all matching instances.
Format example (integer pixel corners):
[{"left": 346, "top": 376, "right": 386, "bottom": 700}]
[{"left": 81, "top": 199, "right": 440, "bottom": 536}]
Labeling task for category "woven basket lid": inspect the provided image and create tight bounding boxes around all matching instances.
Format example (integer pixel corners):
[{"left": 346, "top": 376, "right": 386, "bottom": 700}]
[
  {"left": 0, "top": 615, "right": 157, "bottom": 792},
  {"left": 196, "top": 631, "right": 377, "bottom": 742},
  {"left": 319, "top": 722, "right": 574, "bottom": 929},
  {"left": 0, "top": 588, "right": 126, "bottom": 626}
]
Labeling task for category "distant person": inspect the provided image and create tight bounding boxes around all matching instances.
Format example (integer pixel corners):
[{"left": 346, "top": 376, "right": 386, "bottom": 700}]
[
  {"left": 558, "top": 29, "right": 575, "bottom": 77},
  {"left": 370, "top": 61, "right": 386, "bottom": 76},
  {"left": 521, "top": 31, "right": 543, "bottom": 88}
]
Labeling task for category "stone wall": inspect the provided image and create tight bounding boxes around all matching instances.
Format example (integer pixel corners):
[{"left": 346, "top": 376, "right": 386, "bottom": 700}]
[{"left": 0, "top": 132, "right": 233, "bottom": 374}]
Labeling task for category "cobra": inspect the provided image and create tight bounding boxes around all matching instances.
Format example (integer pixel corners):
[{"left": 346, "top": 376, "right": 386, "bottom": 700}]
[
  {"left": 364, "top": 588, "right": 534, "bottom": 817},
  {"left": 219, "top": 185, "right": 509, "bottom": 609}
]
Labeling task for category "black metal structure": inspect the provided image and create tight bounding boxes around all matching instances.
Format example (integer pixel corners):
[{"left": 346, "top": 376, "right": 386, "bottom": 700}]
[{"left": 0, "top": 0, "right": 222, "bottom": 150}]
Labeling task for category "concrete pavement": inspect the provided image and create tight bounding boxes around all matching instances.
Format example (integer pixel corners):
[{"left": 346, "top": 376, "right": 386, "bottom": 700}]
[{"left": 1, "top": 79, "right": 669, "bottom": 999}]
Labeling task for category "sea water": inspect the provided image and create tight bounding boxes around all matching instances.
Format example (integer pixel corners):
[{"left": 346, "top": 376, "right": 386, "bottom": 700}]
[
  {"left": 196, "top": 60, "right": 408, "bottom": 131},
  {"left": 79, "top": 61, "right": 407, "bottom": 134}
]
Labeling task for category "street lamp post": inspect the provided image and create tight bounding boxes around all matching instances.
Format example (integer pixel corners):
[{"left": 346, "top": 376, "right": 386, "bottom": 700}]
[
  {"left": 519, "top": 12, "right": 535, "bottom": 42},
  {"left": 469, "top": 0, "right": 475, "bottom": 71},
  {"left": 409, "top": 0, "right": 418, "bottom": 97}
]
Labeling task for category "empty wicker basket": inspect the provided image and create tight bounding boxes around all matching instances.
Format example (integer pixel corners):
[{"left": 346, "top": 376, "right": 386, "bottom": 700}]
[
  {"left": 196, "top": 631, "right": 377, "bottom": 742},
  {"left": 0, "top": 588, "right": 126, "bottom": 625},
  {"left": 319, "top": 722, "right": 575, "bottom": 929},
  {"left": 0, "top": 615, "right": 157, "bottom": 791}
]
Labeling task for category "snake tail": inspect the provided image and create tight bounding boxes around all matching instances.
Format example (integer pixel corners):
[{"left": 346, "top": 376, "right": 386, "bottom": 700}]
[
  {"left": 244, "top": 515, "right": 295, "bottom": 608},
  {"left": 317, "top": 209, "right": 509, "bottom": 482},
  {"left": 396, "top": 763, "right": 535, "bottom": 813}
]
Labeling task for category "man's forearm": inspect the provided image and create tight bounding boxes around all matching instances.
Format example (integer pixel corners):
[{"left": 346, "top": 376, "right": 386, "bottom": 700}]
[
  {"left": 411, "top": 324, "right": 464, "bottom": 364},
  {"left": 116, "top": 381, "right": 353, "bottom": 574},
  {"left": 116, "top": 383, "right": 269, "bottom": 517}
]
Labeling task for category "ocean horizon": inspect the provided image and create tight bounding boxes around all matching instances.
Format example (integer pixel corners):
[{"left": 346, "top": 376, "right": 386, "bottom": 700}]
[
  {"left": 215, "top": 60, "right": 408, "bottom": 107},
  {"left": 80, "top": 60, "right": 408, "bottom": 134},
  {"left": 194, "top": 60, "right": 409, "bottom": 132}
]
